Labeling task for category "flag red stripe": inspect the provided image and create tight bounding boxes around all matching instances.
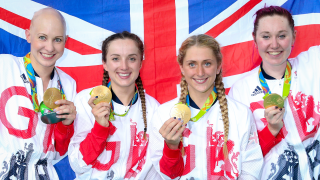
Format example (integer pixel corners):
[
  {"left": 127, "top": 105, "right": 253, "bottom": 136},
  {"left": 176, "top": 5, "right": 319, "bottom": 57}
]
[
  {"left": 221, "top": 24, "right": 320, "bottom": 77},
  {"left": 57, "top": 65, "right": 104, "bottom": 93},
  {"left": 0, "top": 7, "right": 30, "bottom": 29},
  {"left": 206, "top": 0, "right": 262, "bottom": 38},
  {"left": 0, "top": 7, "right": 101, "bottom": 55},
  {"left": 143, "top": 0, "right": 179, "bottom": 104}
]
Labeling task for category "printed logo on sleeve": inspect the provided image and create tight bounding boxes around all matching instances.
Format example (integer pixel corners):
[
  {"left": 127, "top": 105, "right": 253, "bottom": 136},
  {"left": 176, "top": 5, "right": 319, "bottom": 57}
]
[{"left": 20, "top": 74, "right": 29, "bottom": 83}]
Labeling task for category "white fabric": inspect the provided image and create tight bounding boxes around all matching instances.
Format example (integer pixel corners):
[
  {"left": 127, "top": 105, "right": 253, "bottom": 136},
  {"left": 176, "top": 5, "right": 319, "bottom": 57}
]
[
  {"left": 229, "top": 45, "right": 320, "bottom": 180},
  {"left": 68, "top": 87, "right": 160, "bottom": 180},
  {"left": 0, "top": 54, "right": 77, "bottom": 180},
  {"left": 149, "top": 96, "right": 263, "bottom": 180}
]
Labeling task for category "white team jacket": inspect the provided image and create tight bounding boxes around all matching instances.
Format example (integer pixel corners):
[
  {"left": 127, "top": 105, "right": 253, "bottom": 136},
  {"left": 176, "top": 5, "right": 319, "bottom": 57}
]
[
  {"left": 229, "top": 46, "right": 320, "bottom": 180},
  {"left": 149, "top": 96, "right": 263, "bottom": 180},
  {"left": 68, "top": 87, "right": 160, "bottom": 180},
  {"left": 0, "top": 54, "right": 77, "bottom": 180}
]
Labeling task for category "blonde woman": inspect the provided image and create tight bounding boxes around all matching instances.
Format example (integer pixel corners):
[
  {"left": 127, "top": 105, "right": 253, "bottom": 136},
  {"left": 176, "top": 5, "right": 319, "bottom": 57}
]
[{"left": 150, "top": 34, "right": 263, "bottom": 179}]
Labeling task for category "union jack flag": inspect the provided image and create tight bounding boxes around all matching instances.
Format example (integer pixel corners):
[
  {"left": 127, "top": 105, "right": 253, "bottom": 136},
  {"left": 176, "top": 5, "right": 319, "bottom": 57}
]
[{"left": 1, "top": 0, "right": 320, "bottom": 179}]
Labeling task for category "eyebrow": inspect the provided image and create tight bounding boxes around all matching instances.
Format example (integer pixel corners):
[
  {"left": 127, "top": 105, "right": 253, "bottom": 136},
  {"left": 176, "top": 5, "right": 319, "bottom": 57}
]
[
  {"left": 185, "top": 59, "right": 213, "bottom": 62},
  {"left": 110, "top": 54, "right": 138, "bottom": 56},
  {"left": 259, "top": 30, "right": 288, "bottom": 34}
]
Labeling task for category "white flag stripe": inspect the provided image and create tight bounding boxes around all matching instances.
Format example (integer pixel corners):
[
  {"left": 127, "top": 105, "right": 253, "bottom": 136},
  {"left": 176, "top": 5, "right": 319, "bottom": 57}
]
[
  {"left": 215, "top": 0, "right": 287, "bottom": 47},
  {"left": 0, "top": 19, "right": 26, "bottom": 40},
  {"left": 130, "top": 0, "right": 145, "bottom": 42},
  {"left": 175, "top": 0, "right": 250, "bottom": 55},
  {"left": 0, "top": 0, "right": 115, "bottom": 50},
  {"left": 57, "top": 49, "right": 102, "bottom": 67},
  {"left": 223, "top": 66, "right": 259, "bottom": 89}
]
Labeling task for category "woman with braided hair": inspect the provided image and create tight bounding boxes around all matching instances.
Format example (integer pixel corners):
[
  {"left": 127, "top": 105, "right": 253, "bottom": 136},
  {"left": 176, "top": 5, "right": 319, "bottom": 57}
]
[
  {"left": 149, "top": 34, "right": 263, "bottom": 179},
  {"left": 68, "top": 31, "right": 160, "bottom": 179}
]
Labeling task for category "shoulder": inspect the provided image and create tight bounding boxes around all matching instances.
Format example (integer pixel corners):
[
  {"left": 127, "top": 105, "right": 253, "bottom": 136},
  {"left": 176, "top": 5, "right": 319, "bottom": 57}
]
[
  {"left": 144, "top": 93, "right": 160, "bottom": 108},
  {"left": 289, "top": 45, "right": 320, "bottom": 66},
  {"left": 231, "top": 66, "right": 259, "bottom": 90},
  {"left": 225, "top": 96, "right": 250, "bottom": 112},
  {"left": 0, "top": 54, "right": 21, "bottom": 67},
  {"left": 75, "top": 87, "right": 93, "bottom": 100},
  {"left": 157, "top": 97, "right": 179, "bottom": 113},
  {"left": 55, "top": 67, "right": 76, "bottom": 84}
]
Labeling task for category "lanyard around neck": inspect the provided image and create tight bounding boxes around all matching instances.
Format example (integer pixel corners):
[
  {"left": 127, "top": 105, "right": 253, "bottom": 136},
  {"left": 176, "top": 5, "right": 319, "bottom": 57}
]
[
  {"left": 185, "top": 87, "right": 217, "bottom": 122},
  {"left": 258, "top": 61, "right": 292, "bottom": 100},
  {"left": 107, "top": 81, "right": 139, "bottom": 121},
  {"left": 23, "top": 53, "right": 66, "bottom": 112}
]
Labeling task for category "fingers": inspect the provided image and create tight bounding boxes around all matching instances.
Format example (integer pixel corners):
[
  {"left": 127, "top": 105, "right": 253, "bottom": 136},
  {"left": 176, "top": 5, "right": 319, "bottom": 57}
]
[
  {"left": 88, "top": 96, "right": 97, "bottom": 108},
  {"left": 160, "top": 117, "right": 185, "bottom": 141},
  {"left": 264, "top": 106, "right": 284, "bottom": 119}
]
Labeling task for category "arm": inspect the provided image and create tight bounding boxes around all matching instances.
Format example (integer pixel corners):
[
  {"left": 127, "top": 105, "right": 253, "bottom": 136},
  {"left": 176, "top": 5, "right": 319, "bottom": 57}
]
[
  {"left": 239, "top": 108, "right": 264, "bottom": 180},
  {"left": 149, "top": 110, "right": 183, "bottom": 180},
  {"left": 159, "top": 141, "right": 184, "bottom": 179},
  {"left": 54, "top": 121, "right": 74, "bottom": 156},
  {"left": 258, "top": 125, "right": 284, "bottom": 156}
]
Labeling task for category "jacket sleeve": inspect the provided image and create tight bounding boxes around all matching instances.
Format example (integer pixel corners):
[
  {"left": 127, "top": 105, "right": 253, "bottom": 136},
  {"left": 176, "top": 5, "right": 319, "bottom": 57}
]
[
  {"left": 149, "top": 109, "right": 182, "bottom": 180},
  {"left": 68, "top": 92, "right": 111, "bottom": 177},
  {"left": 54, "top": 121, "right": 74, "bottom": 156},
  {"left": 239, "top": 107, "right": 264, "bottom": 179}
]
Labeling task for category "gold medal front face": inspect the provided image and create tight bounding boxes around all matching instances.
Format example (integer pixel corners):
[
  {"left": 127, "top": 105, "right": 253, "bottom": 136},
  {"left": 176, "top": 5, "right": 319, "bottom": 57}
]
[
  {"left": 43, "top": 88, "right": 62, "bottom": 109},
  {"left": 264, "top": 93, "right": 284, "bottom": 109},
  {"left": 170, "top": 104, "right": 191, "bottom": 124},
  {"left": 91, "top": 86, "right": 112, "bottom": 104}
]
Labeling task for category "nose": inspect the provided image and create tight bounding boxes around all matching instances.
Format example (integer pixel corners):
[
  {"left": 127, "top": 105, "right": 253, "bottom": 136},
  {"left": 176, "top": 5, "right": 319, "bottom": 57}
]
[
  {"left": 270, "top": 37, "right": 279, "bottom": 49},
  {"left": 45, "top": 41, "right": 55, "bottom": 52},
  {"left": 196, "top": 66, "right": 205, "bottom": 77},
  {"left": 120, "top": 59, "right": 129, "bottom": 70}
]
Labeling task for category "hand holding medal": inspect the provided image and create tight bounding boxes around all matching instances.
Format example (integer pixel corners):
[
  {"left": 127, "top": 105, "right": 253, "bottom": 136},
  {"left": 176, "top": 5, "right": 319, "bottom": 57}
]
[
  {"left": 159, "top": 104, "right": 190, "bottom": 150},
  {"left": 259, "top": 62, "right": 292, "bottom": 136},
  {"left": 89, "top": 86, "right": 112, "bottom": 127},
  {"left": 40, "top": 88, "right": 76, "bottom": 125}
]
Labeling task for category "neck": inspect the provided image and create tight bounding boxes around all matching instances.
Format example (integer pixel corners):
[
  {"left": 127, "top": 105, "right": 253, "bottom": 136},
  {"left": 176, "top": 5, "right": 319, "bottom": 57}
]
[
  {"left": 111, "top": 81, "right": 136, "bottom": 106},
  {"left": 188, "top": 85, "right": 213, "bottom": 108},
  {"left": 262, "top": 61, "right": 287, "bottom": 79},
  {"left": 30, "top": 55, "right": 54, "bottom": 91}
]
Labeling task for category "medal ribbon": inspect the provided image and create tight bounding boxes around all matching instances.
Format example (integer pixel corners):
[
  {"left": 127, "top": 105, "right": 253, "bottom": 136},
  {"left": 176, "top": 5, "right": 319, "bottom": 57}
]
[
  {"left": 259, "top": 61, "right": 292, "bottom": 100},
  {"left": 184, "top": 87, "right": 217, "bottom": 122},
  {"left": 107, "top": 81, "right": 139, "bottom": 121},
  {"left": 23, "top": 53, "right": 66, "bottom": 112}
]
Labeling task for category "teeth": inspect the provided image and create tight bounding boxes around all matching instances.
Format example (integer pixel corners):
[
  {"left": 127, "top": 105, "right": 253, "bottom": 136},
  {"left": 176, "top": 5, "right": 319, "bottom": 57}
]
[
  {"left": 119, "top": 73, "right": 130, "bottom": 77},
  {"left": 42, "top": 53, "right": 54, "bottom": 57},
  {"left": 195, "top": 79, "right": 205, "bottom": 83},
  {"left": 269, "top": 52, "right": 281, "bottom": 55}
]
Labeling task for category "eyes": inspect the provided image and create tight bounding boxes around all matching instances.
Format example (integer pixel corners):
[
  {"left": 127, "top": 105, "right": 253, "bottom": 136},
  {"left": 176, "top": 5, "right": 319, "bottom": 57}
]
[
  {"left": 188, "top": 62, "right": 211, "bottom": 68},
  {"left": 38, "top": 36, "right": 63, "bottom": 42},
  {"left": 261, "top": 34, "right": 286, "bottom": 39},
  {"left": 111, "top": 57, "right": 137, "bottom": 61}
]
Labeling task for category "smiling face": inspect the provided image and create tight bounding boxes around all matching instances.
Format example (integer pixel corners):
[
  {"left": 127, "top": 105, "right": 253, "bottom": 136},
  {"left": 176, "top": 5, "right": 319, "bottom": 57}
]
[
  {"left": 180, "top": 46, "right": 221, "bottom": 96},
  {"left": 25, "top": 9, "right": 66, "bottom": 72},
  {"left": 103, "top": 39, "right": 142, "bottom": 90},
  {"left": 254, "top": 15, "right": 295, "bottom": 68}
]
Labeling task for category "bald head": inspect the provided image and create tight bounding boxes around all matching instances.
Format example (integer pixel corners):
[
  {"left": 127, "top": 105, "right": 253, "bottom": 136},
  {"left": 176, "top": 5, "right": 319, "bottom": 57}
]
[{"left": 30, "top": 8, "right": 66, "bottom": 37}]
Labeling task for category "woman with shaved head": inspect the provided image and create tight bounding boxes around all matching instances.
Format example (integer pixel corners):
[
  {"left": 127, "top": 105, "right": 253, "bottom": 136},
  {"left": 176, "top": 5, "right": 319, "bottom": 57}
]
[{"left": 0, "top": 8, "right": 77, "bottom": 180}]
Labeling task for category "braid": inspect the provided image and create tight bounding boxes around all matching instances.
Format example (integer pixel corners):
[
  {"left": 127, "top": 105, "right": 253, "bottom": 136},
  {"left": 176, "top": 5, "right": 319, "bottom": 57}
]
[
  {"left": 136, "top": 74, "right": 147, "bottom": 140},
  {"left": 102, "top": 70, "right": 109, "bottom": 86},
  {"left": 215, "top": 72, "right": 229, "bottom": 159},
  {"left": 178, "top": 76, "right": 188, "bottom": 104},
  {"left": 178, "top": 76, "right": 188, "bottom": 156}
]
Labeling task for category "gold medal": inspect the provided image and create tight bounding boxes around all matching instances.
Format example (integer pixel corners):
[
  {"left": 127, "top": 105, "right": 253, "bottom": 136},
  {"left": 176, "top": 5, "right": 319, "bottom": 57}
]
[
  {"left": 263, "top": 93, "right": 284, "bottom": 109},
  {"left": 43, "top": 88, "right": 62, "bottom": 109},
  {"left": 91, "top": 86, "right": 112, "bottom": 104},
  {"left": 170, "top": 104, "right": 191, "bottom": 124}
]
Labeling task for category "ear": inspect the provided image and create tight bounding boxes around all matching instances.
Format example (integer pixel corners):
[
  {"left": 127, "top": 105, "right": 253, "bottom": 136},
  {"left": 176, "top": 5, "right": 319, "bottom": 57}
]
[
  {"left": 179, "top": 64, "right": 184, "bottom": 75},
  {"left": 65, "top": 35, "right": 69, "bottom": 44},
  {"left": 139, "top": 60, "right": 143, "bottom": 70},
  {"left": 25, "top": 29, "right": 31, "bottom": 43},
  {"left": 217, "top": 64, "right": 222, "bottom": 75},
  {"left": 252, "top": 32, "right": 257, "bottom": 47},
  {"left": 292, "top": 30, "right": 297, "bottom": 46},
  {"left": 102, "top": 60, "right": 108, "bottom": 71}
]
